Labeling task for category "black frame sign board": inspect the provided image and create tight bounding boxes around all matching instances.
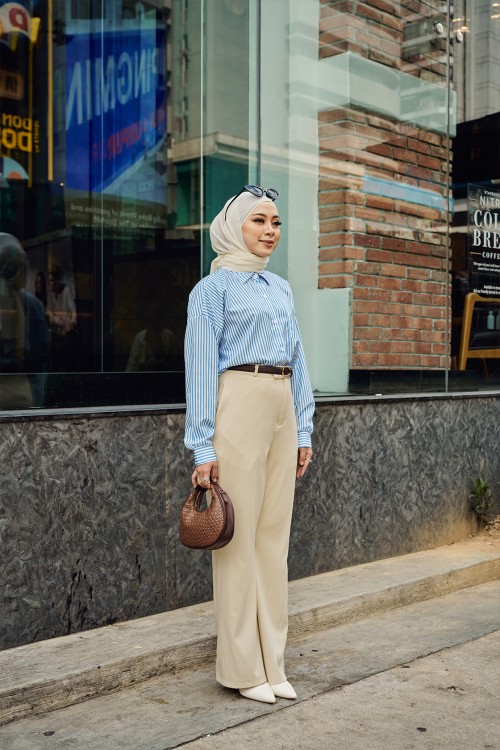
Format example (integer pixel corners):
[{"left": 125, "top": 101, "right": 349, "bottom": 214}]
[{"left": 468, "top": 183, "right": 500, "bottom": 296}]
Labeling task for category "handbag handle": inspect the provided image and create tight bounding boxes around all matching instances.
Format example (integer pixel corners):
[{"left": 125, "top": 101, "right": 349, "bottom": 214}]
[{"left": 193, "top": 480, "right": 230, "bottom": 511}]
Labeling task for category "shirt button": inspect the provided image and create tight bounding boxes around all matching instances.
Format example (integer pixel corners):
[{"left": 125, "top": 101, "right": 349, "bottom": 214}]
[
  {"left": 263, "top": 294, "right": 268, "bottom": 299},
  {"left": 273, "top": 319, "right": 278, "bottom": 323}
]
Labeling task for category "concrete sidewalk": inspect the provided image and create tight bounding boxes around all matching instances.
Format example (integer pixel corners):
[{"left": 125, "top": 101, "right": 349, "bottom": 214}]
[
  {"left": 185, "top": 630, "right": 500, "bottom": 750},
  {"left": 0, "top": 578, "right": 498, "bottom": 749},
  {"left": 1, "top": 534, "right": 499, "bottom": 727}
]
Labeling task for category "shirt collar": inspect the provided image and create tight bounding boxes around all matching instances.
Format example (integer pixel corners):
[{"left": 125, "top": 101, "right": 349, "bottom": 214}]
[{"left": 243, "top": 270, "right": 270, "bottom": 285}]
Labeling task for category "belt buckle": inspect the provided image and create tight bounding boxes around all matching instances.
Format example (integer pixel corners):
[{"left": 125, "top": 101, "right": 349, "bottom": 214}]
[{"left": 281, "top": 366, "right": 292, "bottom": 378}]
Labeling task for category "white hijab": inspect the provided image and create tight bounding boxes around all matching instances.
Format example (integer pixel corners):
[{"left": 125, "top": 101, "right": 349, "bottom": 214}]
[{"left": 209, "top": 191, "right": 277, "bottom": 274}]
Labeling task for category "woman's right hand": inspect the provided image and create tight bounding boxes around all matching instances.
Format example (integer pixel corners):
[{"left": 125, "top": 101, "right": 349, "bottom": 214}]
[{"left": 191, "top": 461, "right": 219, "bottom": 488}]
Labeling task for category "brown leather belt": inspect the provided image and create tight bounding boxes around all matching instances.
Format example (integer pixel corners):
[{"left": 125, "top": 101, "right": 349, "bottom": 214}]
[{"left": 227, "top": 364, "right": 293, "bottom": 377}]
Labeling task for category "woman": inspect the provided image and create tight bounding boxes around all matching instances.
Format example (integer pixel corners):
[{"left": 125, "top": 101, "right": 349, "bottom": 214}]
[{"left": 184, "top": 186, "right": 314, "bottom": 704}]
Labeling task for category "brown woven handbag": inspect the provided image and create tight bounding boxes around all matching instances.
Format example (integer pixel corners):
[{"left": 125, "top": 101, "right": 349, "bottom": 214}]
[{"left": 179, "top": 481, "right": 234, "bottom": 550}]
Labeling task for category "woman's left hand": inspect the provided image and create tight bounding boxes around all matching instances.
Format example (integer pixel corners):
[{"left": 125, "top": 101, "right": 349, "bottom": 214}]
[{"left": 296, "top": 447, "right": 313, "bottom": 478}]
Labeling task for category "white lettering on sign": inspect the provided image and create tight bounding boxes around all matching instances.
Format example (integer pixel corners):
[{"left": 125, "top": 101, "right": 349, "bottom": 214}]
[
  {"left": 66, "top": 46, "right": 163, "bottom": 129},
  {"left": 479, "top": 194, "right": 500, "bottom": 209}
]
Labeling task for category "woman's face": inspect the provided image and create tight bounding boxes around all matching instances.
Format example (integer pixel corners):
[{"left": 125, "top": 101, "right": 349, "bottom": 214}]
[{"left": 241, "top": 202, "right": 281, "bottom": 258}]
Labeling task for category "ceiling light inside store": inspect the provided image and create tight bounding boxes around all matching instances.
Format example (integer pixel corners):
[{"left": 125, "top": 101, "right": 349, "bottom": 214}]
[{"left": 452, "top": 17, "right": 470, "bottom": 32}]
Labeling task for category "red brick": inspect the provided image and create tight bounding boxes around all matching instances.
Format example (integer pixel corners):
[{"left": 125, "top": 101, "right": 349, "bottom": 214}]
[
  {"left": 413, "top": 293, "right": 433, "bottom": 305},
  {"left": 383, "top": 264, "right": 408, "bottom": 278},
  {"left": 430, "top": 270, "right": 448, "bottom": 282},
  {"left": 391, "top": 341, "right": 413, "bottom": 353},
  {"left": 356, "top": 274, "right": 380, "bottom": 287},
  {"left": 366, "top": 143, "right": 393, "bottom": 158},
  {"left": 353, "top": 233, "right": 382, "bottom": 248},
  {"left": 353, "top": 340, "right": 371, "bottom": 353},
  {"left": 379, "top": 276, "right": 401, "bottom": 291},
  {"left": 369, "top": 288, "right": 392, "bottom": 301},
  {"left": 420, "top": 355, "right": 443, "bottom": 367},
  {"left": 392, "top": 291, "right": 413, "bottom": 304},
  {"left": 401, "top": 305, "right": 423, "bottom": 317},
  {"left": 370, "top": 314, "right": 395, "bottom": 327},
  {"left": 367, "top": 249, "right": 394, "bottom": 264},
  {"left": 345, "top": 191, "right": 367, "bottom": 205},
  {"left": 365, "top": 195, "right": 396, "bottom": 211},
  {"left": 356, "top": 327, "right": 382, "bottom": 340},
  {"left": 412, "top": 342, "right": 433, "bottom": 354},
  {"left": 419, "top": 131, "right": 442, "bottom": 146},
  {"left": 418, "top": 155, "right": 442, "bottom": 170},
  {"left": 401, "top": 279, "right": 423, "bottom": 292},
  {"left": 407, "top": 165, "right": 433, "bottom": 181},
  {"left": 378, "top": 353, "right": 403, "bottom": 366},
  {"left": 319, "top": 260, "right": 354, "bottom": 275},
  {"left": 354, "top": 300, "right": 380, "bottom": 313},
  {"left": 399, "top": 354, "right": 423, "bottom": 366},
  {"left": 407, "top": 138, "right": 430, "bottom": 155},
  {"left": 353, "top": 313, "right": 371, "bottom": 326},
  {"left": 382, "top": 237, "right": 407, "bottom": 252},
  {"left": 357, "top": 2, "right": 383, "bottom": 23},
  {"left": 354, "top": 353, "right": 380, "bottom": 366},
  {"left": 368, "top": 340, "right": 392, "bottom": 353},
  {"left": 319, "top": 246, "right": 366, "bottom": 261},
  {"left": 318, "top": 277, "right": 350, "bottom": 289},
  {"left": 355, "top": 261, "right": 381, "bottom": 275},
  {"left": 408, "top": 268, "right": 431, "bottom": 280},
  {"left": 432, "top": 294, "right": 448, "bottom": 307},
  {"left": 422, "top": 281, "right": 444, "bottom": 294},
  {"left": 432, "top": 344, "right": 447, "bottom": 354},
  {"left": 400, "top": 329, "right": 421, "bottom": 341},
  {"left": 421, "top": 331, "right": 446, "bottom": 343},
  {"left": 393, "top": 147, "right": 417, "bottom": 164},
  {"left": 353, "top": 286, "right": 372, "bottom": 300}
]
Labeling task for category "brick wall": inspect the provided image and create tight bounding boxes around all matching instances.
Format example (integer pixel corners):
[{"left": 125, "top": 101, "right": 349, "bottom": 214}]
[{"left": 318, "top": 0, "right": 451, "bottom": 369}]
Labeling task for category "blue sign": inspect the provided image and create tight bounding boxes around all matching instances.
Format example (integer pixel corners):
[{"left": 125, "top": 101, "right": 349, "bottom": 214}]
[{"left": 65, "top": 27, "right": 167, "bottom": 193}]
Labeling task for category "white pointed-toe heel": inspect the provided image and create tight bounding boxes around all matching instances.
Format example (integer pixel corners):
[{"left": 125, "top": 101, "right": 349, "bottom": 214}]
[
  {"left": 239, "top": 683, "right": 276, "bottom": 704},
  {"left": 270, "top": 680, "right": 297, "bottom": 700}
]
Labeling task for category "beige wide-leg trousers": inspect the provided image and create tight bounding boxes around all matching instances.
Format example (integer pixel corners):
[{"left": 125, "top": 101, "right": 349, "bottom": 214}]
[{"left": 212, "top": 369, "right": 298, "bottom": 689}]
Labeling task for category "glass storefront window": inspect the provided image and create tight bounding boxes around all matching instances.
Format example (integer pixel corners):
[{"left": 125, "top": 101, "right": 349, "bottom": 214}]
[
  {"left": 1, "top": 0, "right": 191, "bottom": 408},
  {"left": 0, "top": 0, "right": 499, "bottom": 413},
  {"left": 260, "top": 0, "right": 499, "bottom": 396},
  {"left": 451, "top": 0, "right": 500, "bottom": 386}
]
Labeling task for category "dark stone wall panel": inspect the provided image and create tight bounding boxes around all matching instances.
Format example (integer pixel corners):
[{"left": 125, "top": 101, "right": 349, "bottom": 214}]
[
  {"left": 163, "top": 414, "right": 213, "bottom": 611},
  {"left": 288, "top": 397, "right": 500, "bottom": 580},
  {"left": 0, "top": 416, "right": 166, "bottom": 650},
  {"left": 1, "top": 395, "right": 498, "bottom": 649}
]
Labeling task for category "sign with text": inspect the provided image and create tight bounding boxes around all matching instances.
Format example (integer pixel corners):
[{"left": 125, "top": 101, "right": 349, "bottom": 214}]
[
  {"left": 468, "top": 184, "right": 500, "bottom": 296},
  {"left": 65, "top": 26, "right": 167, "bottom": 195},
  {"left": 0, "top": 0, "right": 44, "bottom": 185}
]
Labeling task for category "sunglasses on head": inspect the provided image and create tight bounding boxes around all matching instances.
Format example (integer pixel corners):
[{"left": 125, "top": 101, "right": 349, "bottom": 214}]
[{"left": 224, "top": 185, "right": 279, "bottom": 220}]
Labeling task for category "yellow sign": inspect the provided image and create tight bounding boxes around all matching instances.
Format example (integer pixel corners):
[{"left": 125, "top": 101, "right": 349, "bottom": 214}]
[
  {"left": 0, "top": 68, "right": 23, "bottom": 100},
  {"left": 0, "top": 111, "right": 32, "bottom": 152}
]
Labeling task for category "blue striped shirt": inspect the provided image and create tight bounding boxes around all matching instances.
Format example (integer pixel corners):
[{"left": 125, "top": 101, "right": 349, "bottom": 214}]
[{"left": 184, "top": 269, "right": 315, "bottom": 465}]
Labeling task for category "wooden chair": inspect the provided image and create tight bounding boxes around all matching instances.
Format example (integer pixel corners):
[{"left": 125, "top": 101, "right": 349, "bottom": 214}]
[{"left": 458, "top": 293, "right": 500, "bottom": 373}]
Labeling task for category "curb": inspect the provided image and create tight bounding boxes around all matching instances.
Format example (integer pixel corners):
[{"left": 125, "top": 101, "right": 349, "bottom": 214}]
[{"left": 1, "top": 536, "right": 498, "bottom": 726}]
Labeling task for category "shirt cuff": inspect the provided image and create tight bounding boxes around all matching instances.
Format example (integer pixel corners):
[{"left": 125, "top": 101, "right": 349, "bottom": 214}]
[
  {"left": 297, "top": 431, "right": 312, "bottom": 449},
  {"left": 194, "top": 445, "right": 218, "bottom": 465}
]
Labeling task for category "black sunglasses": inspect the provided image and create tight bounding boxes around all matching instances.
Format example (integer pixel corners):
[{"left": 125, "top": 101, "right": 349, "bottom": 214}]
[{"left": 224, "top": 185, "right": 279, "bottom": 220}]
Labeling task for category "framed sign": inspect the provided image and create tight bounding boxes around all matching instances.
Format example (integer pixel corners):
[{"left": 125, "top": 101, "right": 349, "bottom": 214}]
[{"left": 468, "top": 183, "right": 500, "bottom": 296}]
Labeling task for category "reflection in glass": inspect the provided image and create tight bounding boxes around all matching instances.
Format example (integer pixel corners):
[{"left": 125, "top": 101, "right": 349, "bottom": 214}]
[{"left": 0, "top": 234, "right": 49, "bottom": 408}]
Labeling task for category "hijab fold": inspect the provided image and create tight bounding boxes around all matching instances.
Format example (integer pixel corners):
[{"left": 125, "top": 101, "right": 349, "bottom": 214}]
[{"left": 209, "top": 192, "right": 276, "bottom": 274}]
